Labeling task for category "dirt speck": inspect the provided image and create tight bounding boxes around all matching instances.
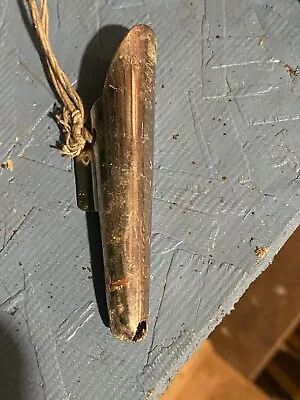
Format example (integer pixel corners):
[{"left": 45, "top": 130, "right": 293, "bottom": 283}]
[
  {"left": 284, "top": 64, "right": 297, "bottom": 77},
  {"left": 172, "top": 134, "right": 179, "bottom": 140},
  {"left": 221, "top": 176, "right": 227, "bottom": 181},
  {"left": 1, "top": 159, "right": 13, "bottom": 171},
  {"left": 255, "top": 246, "right": 270, "bottom": 258},
  {"left": 146, "top": 389, "right": 154, "bottom": 398}
]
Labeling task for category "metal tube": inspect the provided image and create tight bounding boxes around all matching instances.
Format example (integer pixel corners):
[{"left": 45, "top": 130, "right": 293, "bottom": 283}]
[{"left": 91, "top": 25, "right": 156, "bottom": 342}]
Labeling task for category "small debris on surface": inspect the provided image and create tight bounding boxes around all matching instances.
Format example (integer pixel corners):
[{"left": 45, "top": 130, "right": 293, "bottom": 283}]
[
  {"left": 172, "top": 134, "right": 179, "bottom": 140},
  {"left": 146, "top": 388, "right": 153, "bottom": 398},
  {"left": 221, "top": 176, "right": 227, "bottom": 181},
  {"left": 284, "top": 64, "right": 298, "bottom": 78},
  {"left": 8, "top": 306, "right": 18, "bottom": 316},
  {"left": 1, "top": 159, "right": 13, "bottom": 171},
  {"left": 258, "top": 38, "right": 264, "bottom": 47},
  {"left": 255, "top": 246, "right": 270, "bottom": 258}
]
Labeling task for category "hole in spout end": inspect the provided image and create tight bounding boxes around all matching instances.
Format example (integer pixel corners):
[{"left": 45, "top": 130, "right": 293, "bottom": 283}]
[{"left": 132, "top": 320, "right": 147, "bottom": 342}]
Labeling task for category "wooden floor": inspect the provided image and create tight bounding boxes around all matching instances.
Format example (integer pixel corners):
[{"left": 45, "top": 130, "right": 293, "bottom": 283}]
[
  {"left": 162, "top": 227, "right": 300, "bottom": 399},
  {"left": 161, "top": 340, "right": 269, "bottom": 400},
  {"left": 210, "top": 226, "right": 300, "bottom": 380}
]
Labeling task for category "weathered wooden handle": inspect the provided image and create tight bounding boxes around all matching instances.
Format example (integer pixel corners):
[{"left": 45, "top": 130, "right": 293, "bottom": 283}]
[{"left": 91, "top": 25, "right": 156, "bottom": 342}]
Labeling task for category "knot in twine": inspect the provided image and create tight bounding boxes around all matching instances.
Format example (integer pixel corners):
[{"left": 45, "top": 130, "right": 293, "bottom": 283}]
[
  {"left": 26, "top": 0, "right": 93, "bottom": 157},
  {"left": 57, "top": 109, "right": 92, "bottom": 158}
]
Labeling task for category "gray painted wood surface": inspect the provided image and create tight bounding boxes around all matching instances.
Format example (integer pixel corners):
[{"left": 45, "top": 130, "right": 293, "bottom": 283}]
[{"left": 0, "top": 0, "right": 300, "bottom": 398}]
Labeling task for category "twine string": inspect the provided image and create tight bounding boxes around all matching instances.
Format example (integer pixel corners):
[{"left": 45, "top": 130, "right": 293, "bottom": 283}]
[{"left": 26, "top": 0, "right": 93, "bottom": 157}]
